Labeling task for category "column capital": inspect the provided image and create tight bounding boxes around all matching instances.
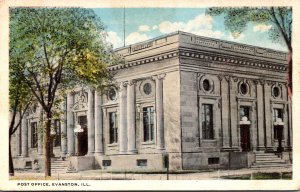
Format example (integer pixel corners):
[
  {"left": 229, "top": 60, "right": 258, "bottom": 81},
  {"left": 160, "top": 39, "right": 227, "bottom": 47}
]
[
  {"left": 128, "top": 79, "right": 137, "bottom": 86},
  {"left": 152, "top": 73, "right": 166, "bottom": 81},
  {"left": 224, "top": 75, "right": 231, "bottom": 82},
  {"left": 118, "top": 81, "right": 128, "bottom": 89},
  {"left": 88, "top": 86, "right": 95, "bottom": 93}
]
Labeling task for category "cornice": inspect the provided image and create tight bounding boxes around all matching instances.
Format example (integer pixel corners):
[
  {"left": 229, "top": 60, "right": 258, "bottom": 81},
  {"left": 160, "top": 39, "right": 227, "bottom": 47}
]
[
  {"left": 108, "top": 51, "right": 179, "bottom": 72},
  {"left": 179, "top": 50, "right": 287, "bottom": 72},
  {"left": 108, "top": 49, "right": 287, "bottom": 73}
]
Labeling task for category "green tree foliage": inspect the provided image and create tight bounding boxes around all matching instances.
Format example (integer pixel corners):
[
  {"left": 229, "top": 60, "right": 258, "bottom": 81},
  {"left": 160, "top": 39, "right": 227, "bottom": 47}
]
[
  {"left": 206, "top": 7, "right": 292, "bottom": 95},
  {"left": 206, "top": 7, "right": 292, "bottom": 51},
  {"left": 9, "top": 8, "right": 117, "bottom": 176},
  {"left": 9, "top": 58, "right": 33, "bottom": 176}
]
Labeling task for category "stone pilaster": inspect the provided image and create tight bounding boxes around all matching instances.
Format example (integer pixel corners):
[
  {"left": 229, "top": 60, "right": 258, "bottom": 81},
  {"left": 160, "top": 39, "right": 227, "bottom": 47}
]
[
  {"left": 37, "top": 106, "right": 43, "bottom": 155},
  {"left": 67, "top": 92, "right": 75, "bottom": 156},
  {"left": 61, "top": 99, "right": 68, "bottom": 156},
  {"left": 229, "top": 77, "right": 239, "bottom": 149},
  {"left": 94, "top": 89, "right": 104, "bottom": 155},
  {"left": 287, "top": 100, "right": 292, "bottom": 148},
  {"left": 16, "top": 114, "right": 22, "bottom": 156},
  {"left": 220, "top": 76, "right": 230, "bottom": 149},
  {"left": 127, "top": 80, "right": 137, "bottom": 154},
  {"left": 251, "top": 101, "right": 258, "bottom": 151},
  {"left": 87, "top": 88, "right": 95, "bottom": 155},
  {"left": 118, "top": 81, "right": 128, "bottom": 154},
  {"left": 283, "top": 103, "right": 289, "bottom": 148},
  {"left": 21, "top": 116, "right": 28, "bottom": 157},
  {"left": 153, "top": 74, "right": 166, "bottom": 150},
  {"left": 264, "top": 82, "right": 272, "bottom": 149},
  {"left": 256, "top": 80, "right": 265, "bottom": 150}
]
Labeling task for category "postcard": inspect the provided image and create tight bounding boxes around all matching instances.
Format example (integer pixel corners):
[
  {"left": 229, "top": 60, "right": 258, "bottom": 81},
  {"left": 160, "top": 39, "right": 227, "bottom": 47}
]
[{"left": 0, "top": 0, "right": 299, "bottom": 190}]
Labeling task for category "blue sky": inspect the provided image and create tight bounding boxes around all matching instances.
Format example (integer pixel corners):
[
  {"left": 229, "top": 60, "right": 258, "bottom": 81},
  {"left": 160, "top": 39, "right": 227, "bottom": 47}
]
[{"left": 94, "top": 8, "right": 287, "bottom": 51}]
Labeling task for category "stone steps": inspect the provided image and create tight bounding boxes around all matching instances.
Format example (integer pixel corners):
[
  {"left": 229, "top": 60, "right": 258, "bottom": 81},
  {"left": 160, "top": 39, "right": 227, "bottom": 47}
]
[
  {"left": 51, "top": 159, "right": 69, "bottom": 174},
  {"left": 251, "top": 164, "right": 292, "bottom": 169},
  {"left": 251, "top": 152, "right": 291, "bottom": 169}
]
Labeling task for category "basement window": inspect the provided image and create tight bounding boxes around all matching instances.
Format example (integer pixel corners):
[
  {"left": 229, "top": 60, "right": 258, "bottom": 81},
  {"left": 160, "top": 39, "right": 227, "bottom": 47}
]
[
  {"left": 102, "top": 160, "right": 111, "bottom": 167},
  {"left": 25, "top": 161, "right": 32, "bottom": 169},
  {"left": 137, "top": 159, "right": 147, "bottom": 167},
  {"left": 208, "top": 157, "right": 219, "bottom": 165}
]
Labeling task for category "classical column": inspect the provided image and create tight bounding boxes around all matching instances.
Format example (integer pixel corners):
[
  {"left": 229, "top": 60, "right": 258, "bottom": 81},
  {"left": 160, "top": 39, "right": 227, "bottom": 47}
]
[
  {"left": 94, "top": 89, "right": 104, "bottom": 155},
  {"left": 127, "top": 80, "right": 137, "bottom": 154},
  {"left": 67, "top": 92, "right": 75, "bottom": 156},
  {"left": 37, "top": 106, "right": 43, "bottom": 155},
  {"left": 119, "top": 81, "right": 128, "bottom": 154},
  {"left": 220, "top": 76, "right": 230, "bottom": 149},
  {"left": 229, "top": 77, "right": 239, "bottom": 149},
  {"left": 287, "top": 100, "right": 292, "bottom": 148},
  {"left": 87, "top": 88, "right": 95, "bottom": 155},
  {"left": 21, "top": 116, "right": 28, "bottom": 157},
  {"left": 16, "top": 113, "right": 22, "bottom": 156},
  {"left": 61, "top": 99, "right": 68, "bottom": 156},
  {"left": 256, "top": 80, "right": 265, "bottom": 150},
  {"left": 251, "top": 101, "right": 258, "bottom": 151},
  {"left": 283, "top": 104, "right": 289, "bottom": 148},
  {"left": 153, "top": 74, "right": 166, "bottom": 150},
  {"left": 264, "top": 82, "right": 272, "bottom": 149}
]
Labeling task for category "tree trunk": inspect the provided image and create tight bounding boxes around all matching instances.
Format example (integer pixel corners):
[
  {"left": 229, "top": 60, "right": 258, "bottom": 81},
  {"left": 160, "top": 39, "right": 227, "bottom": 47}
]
[
  {"left": 44, "top": 112, "right": 52, "bottom": 177},
  {"left": 9, "top": 135, "right": 14, "bottom": 176}
]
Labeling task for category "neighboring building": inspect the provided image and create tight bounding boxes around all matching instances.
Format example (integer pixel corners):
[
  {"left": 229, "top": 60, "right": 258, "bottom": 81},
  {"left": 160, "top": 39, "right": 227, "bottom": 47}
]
[{"left": 11, "top": 31, "right": 292, "bottom": 172}]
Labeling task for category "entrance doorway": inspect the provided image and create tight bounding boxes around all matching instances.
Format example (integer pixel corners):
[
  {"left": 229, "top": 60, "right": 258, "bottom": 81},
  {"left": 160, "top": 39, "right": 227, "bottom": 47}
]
[
  {"left": 240, "top": 125, "right": 250, "bottom": 152},
  {"left": 77, "top": 115, "right": 88, "bottom": 156},
  {"left": 274, "top": 125, "right": 284, "bottom": 152}
]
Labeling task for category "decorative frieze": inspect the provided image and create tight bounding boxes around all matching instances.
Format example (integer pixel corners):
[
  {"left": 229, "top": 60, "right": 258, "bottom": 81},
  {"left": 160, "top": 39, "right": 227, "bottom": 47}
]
[
  {"left": 195, "top": 37, "right": 219, "bottom": 48},
  {"left": 131, "top": 42, "right": 153, "bottom": 52}
]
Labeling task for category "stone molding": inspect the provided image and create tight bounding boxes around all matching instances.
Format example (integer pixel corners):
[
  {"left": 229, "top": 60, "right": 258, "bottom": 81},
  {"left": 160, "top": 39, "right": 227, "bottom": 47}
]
[
  {"left": 108, "top": 51, "right": 179, "bottom": 71},
  {"left": 109, "top": 49, "right": 287, "bottom": 73}
]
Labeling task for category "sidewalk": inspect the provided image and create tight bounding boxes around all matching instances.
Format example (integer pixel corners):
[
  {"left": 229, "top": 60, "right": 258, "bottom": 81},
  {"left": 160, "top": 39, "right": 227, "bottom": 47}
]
[{"left": 11, "top": 167, "right": 292, "bottom": 180}]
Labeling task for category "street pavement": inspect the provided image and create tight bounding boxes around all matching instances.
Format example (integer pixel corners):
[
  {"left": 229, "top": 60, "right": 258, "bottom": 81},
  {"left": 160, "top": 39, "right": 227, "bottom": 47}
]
[{"left": 11, "top": 167, "right": 292, "bottom": 180}]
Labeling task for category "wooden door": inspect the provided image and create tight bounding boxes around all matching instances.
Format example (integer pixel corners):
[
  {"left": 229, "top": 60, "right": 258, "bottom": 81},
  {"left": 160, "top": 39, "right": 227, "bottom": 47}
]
[
  {"left": 240, "top": 125, "right": 250, "bottom": 152},
  {"left": 78, "top": 116, "right": 88, "bottom": 156}
]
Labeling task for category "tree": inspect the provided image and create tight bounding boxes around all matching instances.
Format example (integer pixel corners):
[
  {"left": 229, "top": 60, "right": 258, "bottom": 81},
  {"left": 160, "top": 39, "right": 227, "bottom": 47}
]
[
  {"left": 9, "top": 8, "right": 116, "bottom": 177},
  {"left": 9, "top": 62, "right": 32, "bottom": 176},
  {"left": 206, "top": 7, "right": 292, "bottom": 97}
]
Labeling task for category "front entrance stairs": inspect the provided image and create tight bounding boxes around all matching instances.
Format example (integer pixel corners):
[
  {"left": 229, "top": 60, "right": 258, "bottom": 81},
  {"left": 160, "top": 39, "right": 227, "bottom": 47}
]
[
  {"left": 251, "top": 152, "right": 292, "bottom": 169},
  {"left": 51, "top": 158, "right": 70, "bottom": 174}
]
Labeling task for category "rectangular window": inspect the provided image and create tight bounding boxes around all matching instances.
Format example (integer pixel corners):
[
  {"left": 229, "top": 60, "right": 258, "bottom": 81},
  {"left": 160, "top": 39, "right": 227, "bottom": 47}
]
[
  {"left": 273, "top": 108, "right": 283, "bottom": 122},
  {"left": 109, "top": 112, "right": 118, "bottom": 144},
  {"left": 201, "top": 104, "right": 214, "bottom": 139},
  {"left": 240, "top": 106, "right": 250, "bottom": 120},
  {"left": 208, "top": 157, "right": 219, "bottom": 165},
  {"left": 137, "top": 159, "right": 148, "bottom": 167},
  {"left": 102, "top": 160, "right": 111, "bottom": 167},
  {"left": 143, "top": 106, "right": 154, "bottom": 142},
  {"left": 53, "top": 119, "right": 61, "bottom": 147},
  {"left": 31, "top": 122, "right": 38, "bottom": 148},
  {"left": 78, "top": 116, "right": 87, "bottom": 129},
  {"left": 273, "top": 108, "right": 283, "bottom": 140}
]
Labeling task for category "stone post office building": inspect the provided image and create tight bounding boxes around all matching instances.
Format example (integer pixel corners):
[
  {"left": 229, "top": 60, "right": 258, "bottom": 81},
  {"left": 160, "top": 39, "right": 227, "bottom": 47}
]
[{"left": 11, "top": 31, "right": 292, "bottom": 172}]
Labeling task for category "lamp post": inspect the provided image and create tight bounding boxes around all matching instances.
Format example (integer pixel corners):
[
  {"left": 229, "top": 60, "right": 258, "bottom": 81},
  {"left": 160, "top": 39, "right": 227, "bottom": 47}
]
[{"left": 74, "top": 124, "right": 84, "bottom": 157}]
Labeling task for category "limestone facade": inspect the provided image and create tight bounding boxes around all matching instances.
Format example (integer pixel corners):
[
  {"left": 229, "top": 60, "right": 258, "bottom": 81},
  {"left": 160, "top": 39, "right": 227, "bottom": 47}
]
[{"left": 11, "top": 31, "right": 292, "bottom": 171}]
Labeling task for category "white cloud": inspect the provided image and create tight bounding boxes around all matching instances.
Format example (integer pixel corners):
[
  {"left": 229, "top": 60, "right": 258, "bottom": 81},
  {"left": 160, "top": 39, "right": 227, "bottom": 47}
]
[
  {"left": 125, "top": 32, "right": 150, "bottom": 45},
  {"left": 138, "top": 25, "right": 150, "bottom": 32},
  {"left": 106, "top": 31, "right": 123, "bottom": 48},
  {"left": 158, "top": 14, "right": 224, "bottom": 38},
  {"left": 152, "top": 25, "right": 158, "bottom": 30},
  {"left": 253, "top": 24, "right": 272, "bottom": 32},
  {"left": 159, "top": 21, "right": 185, "bottom": 33}
]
